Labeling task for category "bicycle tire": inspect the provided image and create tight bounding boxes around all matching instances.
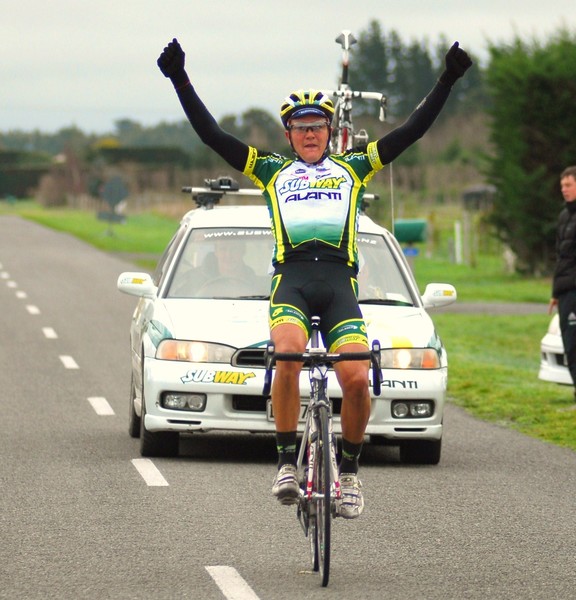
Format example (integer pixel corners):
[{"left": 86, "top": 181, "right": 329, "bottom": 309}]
[{"left": 315, "top": 403, "right": 332, "bottom": 587}]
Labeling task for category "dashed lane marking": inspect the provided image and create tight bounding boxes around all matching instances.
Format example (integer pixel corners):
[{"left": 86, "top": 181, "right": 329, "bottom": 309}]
[
  {"left": 59, "top": 355, "right": 79, "bottom": 369},
  {"left": 88, "top": 397, "right": 115, "bottom": 416},
  {"left": 26, "top": 305, "right": 40, "bottom": 315},
  {"left": 42, "top": 327, "right": 58, "bottom": 339},
  {"left": 205, "top": 566, "right": 261, "bottom": 600},
  {"left": 131, "top": 458, "right": 169, "bottom": 487}
]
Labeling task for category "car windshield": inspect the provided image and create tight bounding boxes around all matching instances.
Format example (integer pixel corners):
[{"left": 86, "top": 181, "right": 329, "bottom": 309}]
[
  {"left": 167, "top": 227, "right": 275, "bottom": 299},
  {"left": 166, "top": 227, "right": 414, "bottom": 304}
]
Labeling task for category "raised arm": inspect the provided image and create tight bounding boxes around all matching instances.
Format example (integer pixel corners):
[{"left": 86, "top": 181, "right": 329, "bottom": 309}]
[
  {"left": 157, "top": 39, "right": 250, "bottom": 172},
  {"left": 376, "top": 42, "right": 472, "bottom": 165}
]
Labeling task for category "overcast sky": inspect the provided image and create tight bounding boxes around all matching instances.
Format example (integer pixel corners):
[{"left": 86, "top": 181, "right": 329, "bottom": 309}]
[{"left": 3, "top": 0, "right": 574, "bottom": 133}]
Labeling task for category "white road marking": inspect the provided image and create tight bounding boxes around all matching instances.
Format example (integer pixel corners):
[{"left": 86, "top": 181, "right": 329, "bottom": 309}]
[
  {"left": 88, "top": 396, "right": 115, "bottom": 416},
  {"left": 0, "top": 271, "right": 9, "bottom": 279},
  {"left": 7, "top": 281, "right": 17, "bottom": 288},
  {"left": 16, "top": 291, "right": 27, "bottom": 299},
  {"left": 42, "top": 327, "right": 58, "bottom": 339},
  {"left": 205, "top": 566, "right": 261, "bottom": 600},
  {"left": 59, "top": 355, "right": 79, "bottom": 369},
  {"left": 26, "top": 305, "right": 40, "bottom": 315},
  {"left": 131, "top": 458, "right": 169, "bottom": 487}
]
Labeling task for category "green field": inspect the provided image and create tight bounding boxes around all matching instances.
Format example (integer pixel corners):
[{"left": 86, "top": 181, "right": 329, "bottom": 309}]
[{"left": 2, "top": 201, "right": 573, "bottom": 451}]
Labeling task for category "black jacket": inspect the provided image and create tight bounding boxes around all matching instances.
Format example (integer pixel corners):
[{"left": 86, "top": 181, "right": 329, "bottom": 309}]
[{"left": 553, "top": 202, "right": 576, "bottom": 297}]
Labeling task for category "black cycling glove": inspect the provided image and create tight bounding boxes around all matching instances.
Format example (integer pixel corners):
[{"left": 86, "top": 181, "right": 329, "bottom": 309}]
[
  {"left": 439, "top": 42, "right": 472, "bottom": 86},
  {"left": 157, "top": 38, "right": 188, "bottom": 87}
]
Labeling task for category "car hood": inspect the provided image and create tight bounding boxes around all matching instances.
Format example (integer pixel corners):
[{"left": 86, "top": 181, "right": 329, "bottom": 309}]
[
  {"left": 151, "top": 300, "right": 439, "bottom": 350},
  {"left": 154, "top": 299, "right": 271, "bottom": 347},
  {"left": 362, "top": 305, "right": 440, "bottom": 349}
]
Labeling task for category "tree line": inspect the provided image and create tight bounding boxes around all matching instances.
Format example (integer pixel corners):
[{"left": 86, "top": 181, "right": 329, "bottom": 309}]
[{"left": 2, "top": 20, "right": 576, "bottom": 275}]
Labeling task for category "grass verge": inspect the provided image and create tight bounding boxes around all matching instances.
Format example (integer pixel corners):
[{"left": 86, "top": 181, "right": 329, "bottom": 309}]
[{"left": 434, "top": 313, "right": 576, "bottom": 451}]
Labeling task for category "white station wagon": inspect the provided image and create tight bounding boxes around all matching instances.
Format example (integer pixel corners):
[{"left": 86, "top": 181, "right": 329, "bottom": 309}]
[{"left": 118, "top": 192, "right": 456, "bottom": 464}]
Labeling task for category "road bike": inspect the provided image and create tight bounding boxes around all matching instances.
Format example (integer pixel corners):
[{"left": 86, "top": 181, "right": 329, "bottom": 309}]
[
  {"left": 323, "top": 30, "right": 387, "bottom": 154},
  {"left": 262, "top": 316, "right": 382, "bottom": 587}
]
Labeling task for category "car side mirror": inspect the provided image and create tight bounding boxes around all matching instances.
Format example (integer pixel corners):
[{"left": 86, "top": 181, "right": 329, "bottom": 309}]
[
  {"left": 421, "top": 283, "right": 457, "bottom": 309},
  {"left": 117, "top": 272, "right": 157, "bottom": 299}
]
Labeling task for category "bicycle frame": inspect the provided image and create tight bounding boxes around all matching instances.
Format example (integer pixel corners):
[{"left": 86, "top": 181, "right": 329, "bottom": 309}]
[
  {"left": 297, "top": 327, "right": 340, "bottom": 509},
  {"left": 297, "top": 365, "right": 341, "bottom": 506}
]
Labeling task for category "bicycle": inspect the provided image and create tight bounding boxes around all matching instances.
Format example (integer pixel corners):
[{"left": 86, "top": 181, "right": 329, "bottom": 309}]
[
  {"left": 324, "top": 30, "right": 387, "bottom": 154},
  {"left": 262, "top": 316, "right": 382, "bottom": 587}
]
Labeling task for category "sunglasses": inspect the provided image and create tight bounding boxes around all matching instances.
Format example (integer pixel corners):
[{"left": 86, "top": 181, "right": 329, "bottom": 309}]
[{"left": 288, "top": 121, "right": 329, "bottom": 134}]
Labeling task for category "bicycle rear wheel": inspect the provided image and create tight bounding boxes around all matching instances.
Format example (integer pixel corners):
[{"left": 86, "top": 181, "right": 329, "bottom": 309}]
[{"left": 313, "top": 403, "right": 332, "bottom": 587}]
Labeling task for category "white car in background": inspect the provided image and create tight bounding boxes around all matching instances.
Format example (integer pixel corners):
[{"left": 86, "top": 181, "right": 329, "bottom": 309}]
[
  {"left": 539, "top": 314, "right": 572, "bottom": 385},
  {"left": 117, "top": 188, "right": 457, "bottom": 464}
]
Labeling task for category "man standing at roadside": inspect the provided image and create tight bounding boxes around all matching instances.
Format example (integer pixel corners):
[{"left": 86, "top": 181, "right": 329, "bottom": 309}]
[{"left": 549, "top": 166, "right": 576, "bottom": 395}]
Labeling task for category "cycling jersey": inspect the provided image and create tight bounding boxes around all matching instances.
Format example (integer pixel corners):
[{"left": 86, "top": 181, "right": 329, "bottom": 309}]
[{"left": 244, "top": 146, "right": 382, "bottom": 267}]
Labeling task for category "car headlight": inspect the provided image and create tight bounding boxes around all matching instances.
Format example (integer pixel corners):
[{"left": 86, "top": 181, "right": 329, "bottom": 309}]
[
  {"left": 392, "top": 400, "right": 434, "bottom": 418},
  {"left": 161, "top": 392, "right": 206, "bottom": 411},
  {"left": 381, "top": 348, "right": 440, "bottom": 369},
  {"left": 156, "top": 340, "right": 236, "bottom": 363}
]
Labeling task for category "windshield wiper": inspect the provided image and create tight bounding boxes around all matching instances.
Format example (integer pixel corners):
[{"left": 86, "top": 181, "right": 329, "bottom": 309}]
[
  {"left": 236, "top": 295, "right": 270, "bottom": 300},
  {"left": 360, "top": 298, "right": 413, "bottom": 306}
]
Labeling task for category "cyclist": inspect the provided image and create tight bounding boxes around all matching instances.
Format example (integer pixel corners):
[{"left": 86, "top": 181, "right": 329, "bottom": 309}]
[{"left": 157, "top": 38, "right": 471, "bottom": 518}]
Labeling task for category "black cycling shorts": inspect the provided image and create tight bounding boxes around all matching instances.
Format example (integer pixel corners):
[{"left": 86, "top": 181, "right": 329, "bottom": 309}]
[{"left": 269, "top": 260, "right": 368, "bottom": 351}]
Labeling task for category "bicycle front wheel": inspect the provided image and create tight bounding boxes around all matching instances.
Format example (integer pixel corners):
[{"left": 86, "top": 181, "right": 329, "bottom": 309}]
[{"left": 314, "top": 403, "right": 332, "bottom": 587}]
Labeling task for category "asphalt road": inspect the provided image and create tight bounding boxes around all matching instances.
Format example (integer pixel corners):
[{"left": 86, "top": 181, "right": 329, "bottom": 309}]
[{"left": 1, "top": 215, "right": 575, "bottom": 600}]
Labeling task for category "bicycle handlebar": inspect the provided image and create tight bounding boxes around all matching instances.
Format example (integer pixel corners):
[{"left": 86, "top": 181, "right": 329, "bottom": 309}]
[
  {"left": 262, "top": 341, "right": 383, "bottom": 397},
  {"left": 323, "top": 89, "right": 387, "bottom": 123},
  {"left": 324, "top": 89, "right": 384, "bottom": 101}
]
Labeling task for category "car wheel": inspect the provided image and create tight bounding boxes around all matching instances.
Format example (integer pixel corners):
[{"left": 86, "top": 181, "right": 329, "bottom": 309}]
[
  {"left": 139, "top": 392, "right": 180, "bottom": 458},
  {"left": 399, "top": 439, "right": 441, "bottom": 465},
  {"left": 128, "top": 374, "right": 141, "bottom": 439}
]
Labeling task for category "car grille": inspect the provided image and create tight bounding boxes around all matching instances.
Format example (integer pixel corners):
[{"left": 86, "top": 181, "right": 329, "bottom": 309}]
[
  {"left": 555, "top": 353, "right": 568, "bottom": 366},
  {"left": 233, "top": 348, "right": 267, "bottom": 368},
  {"left": 232, "top": 394, "right": 342, "bottom": 415},
  {"left": 232, "top": 395, "right": 268, "bottom": 411},
  {"left": 233, "top": 348, "right": 339, "bottom": 370}
]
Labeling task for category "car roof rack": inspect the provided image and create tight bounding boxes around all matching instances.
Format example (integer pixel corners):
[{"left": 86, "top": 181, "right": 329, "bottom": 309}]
[
  {"left": 182, "top": 176, "right": 261, "bottom": 209},
  {"left": 182, "top": 175, "right": 379, "bottom": 212}
]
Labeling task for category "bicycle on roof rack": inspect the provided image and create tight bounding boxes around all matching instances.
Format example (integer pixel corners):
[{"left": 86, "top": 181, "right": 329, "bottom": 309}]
[{"left": 324, "top": 30, "right": 388, "bottom": 155}]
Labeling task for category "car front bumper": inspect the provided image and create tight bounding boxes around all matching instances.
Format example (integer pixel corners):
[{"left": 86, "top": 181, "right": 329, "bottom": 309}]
[
  {"left": 142, "top": 358, "right": 447, "bottom": 442},
  {"left": 539, "top": 336, "right": 572, "bottom": 385}
]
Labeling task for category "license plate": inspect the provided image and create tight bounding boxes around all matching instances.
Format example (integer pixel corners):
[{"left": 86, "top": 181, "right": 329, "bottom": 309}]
[{"left": 266, "top": 399, "right": 309, "bottom": 422}]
